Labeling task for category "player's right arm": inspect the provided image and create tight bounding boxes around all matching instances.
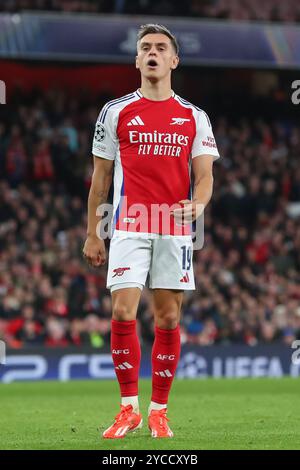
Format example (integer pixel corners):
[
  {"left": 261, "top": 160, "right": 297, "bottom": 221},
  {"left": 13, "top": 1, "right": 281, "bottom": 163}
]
[
  {"left": 83, "top": 156, "right": 113, "bottom": 267},
  {"left": 83, "top": 105, "right": 117, "bottom": 267}
]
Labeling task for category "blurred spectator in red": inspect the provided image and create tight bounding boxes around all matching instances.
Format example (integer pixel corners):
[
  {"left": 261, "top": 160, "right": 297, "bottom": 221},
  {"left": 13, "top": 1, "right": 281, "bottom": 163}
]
[{"left": 32, "top": 140, "right": 54, "bottom": 181}]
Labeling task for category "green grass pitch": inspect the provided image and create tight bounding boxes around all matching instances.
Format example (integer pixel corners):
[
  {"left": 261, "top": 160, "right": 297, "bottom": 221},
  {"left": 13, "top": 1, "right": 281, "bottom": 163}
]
[{"left": 0, "top": 378, "right": 299, "bottom": 450}]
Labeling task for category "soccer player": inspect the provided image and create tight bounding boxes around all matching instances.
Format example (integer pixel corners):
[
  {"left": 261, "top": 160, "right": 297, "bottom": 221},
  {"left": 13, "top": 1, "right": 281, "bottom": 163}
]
[{"left": 83, "top": 24, "right": 220, "bottom": 439}]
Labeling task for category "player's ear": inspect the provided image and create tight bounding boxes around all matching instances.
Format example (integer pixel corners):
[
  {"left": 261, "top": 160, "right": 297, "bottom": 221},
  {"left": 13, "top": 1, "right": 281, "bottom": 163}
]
[
  {"left": 135, "top": 55, "right": 140, "bottom": 70},
  {"left": 171, "top": 55, "right": 179, "bottom": 70}
]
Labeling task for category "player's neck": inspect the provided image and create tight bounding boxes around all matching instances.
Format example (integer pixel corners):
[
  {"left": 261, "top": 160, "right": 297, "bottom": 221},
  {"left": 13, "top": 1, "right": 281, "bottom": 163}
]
[{"left": 139, "top": 80, "right": 173, "bottom": 101}]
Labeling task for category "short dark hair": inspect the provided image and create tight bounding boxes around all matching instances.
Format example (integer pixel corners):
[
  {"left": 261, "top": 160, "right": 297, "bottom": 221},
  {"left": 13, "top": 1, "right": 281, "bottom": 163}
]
[{"left": 137, "top": 24, "right": 179, "bottom": 55}]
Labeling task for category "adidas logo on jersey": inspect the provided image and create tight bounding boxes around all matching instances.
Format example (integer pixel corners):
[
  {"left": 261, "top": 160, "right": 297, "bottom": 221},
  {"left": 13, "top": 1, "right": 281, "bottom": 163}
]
[
  {"left": 115, "top": 362, "right": 133, "bottom": 370},
  {"left": 127, "top": 115, "right": 144, "bottom": 126},
  {"left": 180, "top": 272, "right": 190, "bottom": 283},
  {"left": 154, "top": 369, "right": 173, "bottom": 378}
]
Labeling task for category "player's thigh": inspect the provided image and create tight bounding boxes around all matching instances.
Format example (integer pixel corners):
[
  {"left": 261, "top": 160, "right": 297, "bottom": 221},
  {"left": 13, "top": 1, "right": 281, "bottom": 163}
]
[
  {"left": 149, "top": 236, "right": 195, "bottom": 290},
  {"left": 107, "top": 236, "right": 152, "bottom": 289}
]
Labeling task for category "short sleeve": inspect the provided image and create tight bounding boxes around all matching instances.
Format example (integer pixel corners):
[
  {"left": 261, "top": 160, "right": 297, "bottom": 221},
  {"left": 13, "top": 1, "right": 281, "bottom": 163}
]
[
  {"left": 92, "top": 105, "right": 118, "bottom": 160},
  {"left": 191, "top": 110, "right": 220, "bottom": 161}
]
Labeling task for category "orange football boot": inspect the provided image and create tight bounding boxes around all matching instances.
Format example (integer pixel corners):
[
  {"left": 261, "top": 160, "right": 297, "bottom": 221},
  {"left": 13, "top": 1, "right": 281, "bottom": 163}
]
[
  {"left": 148, "top": 408, "right": 174, "bottom": 438},
  {"left": 102, "top": 404, "right": 143, "bottom": 439}
]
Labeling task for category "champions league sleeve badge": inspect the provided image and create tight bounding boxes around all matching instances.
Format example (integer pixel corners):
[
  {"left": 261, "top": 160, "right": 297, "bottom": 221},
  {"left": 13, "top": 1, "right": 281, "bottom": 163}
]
[{"left": 94, "top": 122, "right": 106, "bottom": 142}]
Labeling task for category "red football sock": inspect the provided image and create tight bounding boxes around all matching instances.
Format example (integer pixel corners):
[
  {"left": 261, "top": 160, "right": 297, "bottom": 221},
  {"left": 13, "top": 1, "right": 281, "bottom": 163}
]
[
  {"left": 111, "top": 319, "right": 141, "bottom": 397},
  {"left": 151, "top": 325, "right": 181, "bottom": 404}
]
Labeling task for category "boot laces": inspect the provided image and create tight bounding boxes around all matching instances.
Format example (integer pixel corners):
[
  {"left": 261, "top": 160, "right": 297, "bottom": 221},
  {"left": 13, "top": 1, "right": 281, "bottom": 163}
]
[
  {"left": 114, "top": 404, "right": 132, "bottom": 423},
  {"left": 154, "top": 409, "right": 169, "bottom": 429}
]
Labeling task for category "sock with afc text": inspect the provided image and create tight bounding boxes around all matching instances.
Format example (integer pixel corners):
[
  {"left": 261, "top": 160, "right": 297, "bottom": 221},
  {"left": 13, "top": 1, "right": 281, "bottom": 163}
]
[
  {"left": 151, "top": 325, "right": 181, "bottom": 405},
  {"left": 111, "top": 319, "right": 141, "bottom": 398}
]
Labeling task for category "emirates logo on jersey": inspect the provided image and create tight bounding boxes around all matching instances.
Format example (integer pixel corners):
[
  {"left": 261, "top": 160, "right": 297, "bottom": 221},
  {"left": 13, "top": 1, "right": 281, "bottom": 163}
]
[
  {"left": 129, "top": 130, "right": 189, "bottom": 146},
  {"left": 128, "top": 129, "right": 190, "bottom": 158}
]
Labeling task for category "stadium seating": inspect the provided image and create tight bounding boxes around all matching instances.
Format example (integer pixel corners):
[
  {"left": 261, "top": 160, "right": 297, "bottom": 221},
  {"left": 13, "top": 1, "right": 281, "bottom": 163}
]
[
  {"left": 1, "top": 0, "right": 300, "bottom": 23},
  {"left": 1, "top": 86, "right": 299, "bottom": 348}
]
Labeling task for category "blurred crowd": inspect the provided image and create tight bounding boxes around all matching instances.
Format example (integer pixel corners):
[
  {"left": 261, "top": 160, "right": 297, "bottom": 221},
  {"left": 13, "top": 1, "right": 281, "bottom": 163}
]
[
  {"left": 0, "top": 85, "right": 300, "bottom": 349},
  {"left": 1, "top": 0, "right": 300, "bottom": 23}
]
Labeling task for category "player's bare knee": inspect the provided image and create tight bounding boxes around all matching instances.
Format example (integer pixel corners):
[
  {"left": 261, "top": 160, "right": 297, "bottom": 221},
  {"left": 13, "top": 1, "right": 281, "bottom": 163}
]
[
  {"left": 155, "top": 310, "right": 179, "bottom": 330},
  {"left": 112, "top": 304, "right": 136, "bottom": 322}
]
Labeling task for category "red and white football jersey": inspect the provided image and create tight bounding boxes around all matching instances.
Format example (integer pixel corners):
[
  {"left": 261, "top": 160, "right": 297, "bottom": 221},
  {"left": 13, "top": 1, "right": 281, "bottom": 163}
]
[{"left": 92, "top": 89, "right": 220, "bottom": 236}]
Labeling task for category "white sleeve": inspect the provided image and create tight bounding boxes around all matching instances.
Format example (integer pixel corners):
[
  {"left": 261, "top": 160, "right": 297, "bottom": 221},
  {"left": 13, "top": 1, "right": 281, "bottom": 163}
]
[
  {"left": 92, "top": 105, "right": 118, "bottom": 160},
  {"left": 191, "top": 110, "right": 220, "bottom": 161}
]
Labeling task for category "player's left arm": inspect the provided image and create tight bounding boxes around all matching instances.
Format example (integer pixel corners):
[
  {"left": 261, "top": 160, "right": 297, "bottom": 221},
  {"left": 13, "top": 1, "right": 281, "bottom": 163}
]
[
  {"left": 172, "top": 155, "right": 214, "bottom": 224},
  {"left": 172, "top": 109, "right": 220, "bottom": 224},
  {"left": 172, "top": 110, "right": 220, "bottom": 224}
]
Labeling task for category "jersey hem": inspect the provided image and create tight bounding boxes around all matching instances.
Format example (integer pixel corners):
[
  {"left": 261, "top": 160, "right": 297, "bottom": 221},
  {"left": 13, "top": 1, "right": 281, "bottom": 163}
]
[{"left": 112, "top": 230, "right": 193, "bottom": 239}]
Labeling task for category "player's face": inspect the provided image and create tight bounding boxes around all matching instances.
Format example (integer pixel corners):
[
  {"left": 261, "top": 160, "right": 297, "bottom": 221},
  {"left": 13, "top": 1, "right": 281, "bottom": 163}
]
[{"left": 136, "top": 33, "right": 179, "bottom": 81}]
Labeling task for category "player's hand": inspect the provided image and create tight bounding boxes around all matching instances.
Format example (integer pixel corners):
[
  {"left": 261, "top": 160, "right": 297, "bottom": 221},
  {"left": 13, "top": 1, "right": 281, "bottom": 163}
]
[
  {"left": 171, "top": 199, "right": 205, "bottom": 226},
  {"left": 82, "top": 235, "right": 106, "bottom": 267}
]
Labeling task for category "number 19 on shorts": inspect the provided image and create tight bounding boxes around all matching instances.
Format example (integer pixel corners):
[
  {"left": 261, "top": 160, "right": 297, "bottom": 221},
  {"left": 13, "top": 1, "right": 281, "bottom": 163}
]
[{"left": 181, "top": 245, "right": 192, "bottom": 270}]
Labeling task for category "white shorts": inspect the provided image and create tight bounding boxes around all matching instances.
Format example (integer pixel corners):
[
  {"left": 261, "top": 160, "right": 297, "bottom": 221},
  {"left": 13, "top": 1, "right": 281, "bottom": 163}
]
[{"left": 107, "top": 234, "right": 195, "bottom": 291}]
